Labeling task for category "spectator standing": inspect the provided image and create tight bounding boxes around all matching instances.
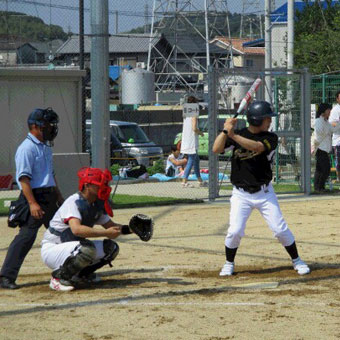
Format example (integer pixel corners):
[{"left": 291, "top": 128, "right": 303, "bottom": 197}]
[
  {"left": 0, "top": 108, "right": 63, "bottom": 289},
  {"left": 328, "top": 91, "right": 340, "bottom": 182},
  {"left": 180, "top": 96, "right": 207, "bottom": 188},
  {"left": 313, "top": 103, "right": 340, "bottom": 192}
]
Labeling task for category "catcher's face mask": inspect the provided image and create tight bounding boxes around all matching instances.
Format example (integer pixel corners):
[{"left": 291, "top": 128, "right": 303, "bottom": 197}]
[{"left": 77, "top": 167, "right": 113, "bottom": 216}]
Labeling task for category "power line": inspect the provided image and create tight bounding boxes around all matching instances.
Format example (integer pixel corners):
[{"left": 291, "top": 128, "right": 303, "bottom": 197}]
[
  {"left": 0, "top": 0, "right": 151, "bottom": 17},
  {"left": 0, "top": 0, "right": 267, "bottom": 18}
]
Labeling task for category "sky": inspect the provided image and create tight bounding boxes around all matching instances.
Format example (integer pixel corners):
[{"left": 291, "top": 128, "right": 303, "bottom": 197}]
[{"left": 0, "top": 0, "right": 287, "bottom": 35}]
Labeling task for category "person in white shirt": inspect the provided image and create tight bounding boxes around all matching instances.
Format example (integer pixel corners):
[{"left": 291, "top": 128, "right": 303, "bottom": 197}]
[
  {"left": 180, "top": 96, "right": 206, "bottom": 188},
  {"left": 328, "top": 91, "right": 340, "bottom": 181},
  {"left": 313, "top": 103, "right": 340, "bottom": 192},
  {"left": 165, "top": 145, "right": 187, "bottom": 177}
]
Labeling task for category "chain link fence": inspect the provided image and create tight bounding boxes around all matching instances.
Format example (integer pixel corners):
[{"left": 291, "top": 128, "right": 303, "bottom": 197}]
[
  {"left": 207, "top": 67, "right": 312, "bottom": 198},
  {"left": 0, "top": 1, "right": 339, "bottom": 210},
  {"left": 311, "top": 72, "right": 340, "bottom": 104}
]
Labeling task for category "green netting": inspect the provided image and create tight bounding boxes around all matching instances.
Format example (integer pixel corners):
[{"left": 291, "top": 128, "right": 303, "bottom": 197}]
[{"left": 311, "top": 73, "right": 340, "bottom": 104}]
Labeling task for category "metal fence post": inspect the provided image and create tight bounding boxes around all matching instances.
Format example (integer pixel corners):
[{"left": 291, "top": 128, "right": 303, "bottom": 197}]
[
  {"left": 301, "top": 69, "right": 311, "bottom": 194},
  {"left": 208, "top": 66, "right": 218, "bottom": 201},
  {"left": 322, "top": 73, "right": 326, "bottom": 103},
  {"left": 274, "top": 76, "right": 279, "bottom": 184}
]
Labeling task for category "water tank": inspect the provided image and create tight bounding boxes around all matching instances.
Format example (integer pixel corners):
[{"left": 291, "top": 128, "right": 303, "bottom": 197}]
[
  {"left": 121, "top": 68, "right": 155, "bottom": 105},
  {"left": 219, "top": 75, "right": 255, "bottom": 109}
]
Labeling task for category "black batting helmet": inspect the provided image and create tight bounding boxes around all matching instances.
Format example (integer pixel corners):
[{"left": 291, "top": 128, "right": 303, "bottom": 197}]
[{"left": 246, "top": 101, "right": 277, "bottom": 127}]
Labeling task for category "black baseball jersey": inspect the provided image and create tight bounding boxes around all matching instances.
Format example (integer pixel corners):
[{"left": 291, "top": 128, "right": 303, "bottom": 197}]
[{"left": 224, "top": 128, "right": 278, "bottom": 190}]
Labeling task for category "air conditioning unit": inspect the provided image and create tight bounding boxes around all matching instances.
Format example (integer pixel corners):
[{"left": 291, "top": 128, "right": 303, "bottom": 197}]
[{"left": 136, "top": 62, "right": 146, "bottom": 69}]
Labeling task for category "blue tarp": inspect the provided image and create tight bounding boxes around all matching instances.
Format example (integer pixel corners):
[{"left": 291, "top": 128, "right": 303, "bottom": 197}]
[
  {"left": 113, "top": 172, "right": 229, "bottom": 182},
  {"left": 150, "top": 172, "right": 229, "bottom": 182},
  {"left": 109, "top": 65, "right": 132, "bottom": 81}
]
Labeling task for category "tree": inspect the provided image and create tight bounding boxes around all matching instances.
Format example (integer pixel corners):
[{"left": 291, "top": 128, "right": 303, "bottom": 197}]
[
  {"left": 294, "top": 0, "right": 340, "bottom": 74},
  {"left": 0, "top": 11, "right": 69, "bottom": 42}
]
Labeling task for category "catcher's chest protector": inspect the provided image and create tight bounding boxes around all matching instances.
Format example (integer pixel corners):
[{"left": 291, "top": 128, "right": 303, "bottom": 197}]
[{"left": 75, "top": 194, "right": 106, "bottom": 227}]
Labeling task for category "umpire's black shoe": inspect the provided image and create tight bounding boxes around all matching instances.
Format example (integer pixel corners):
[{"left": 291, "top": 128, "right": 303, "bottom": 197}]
[{"left": 0, "top": 276, "right": 19, "bottom": 289}]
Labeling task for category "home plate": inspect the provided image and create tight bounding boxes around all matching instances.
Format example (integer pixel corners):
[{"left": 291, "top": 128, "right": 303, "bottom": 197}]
[{"left": 231, "top": 282, "right": 279, "bottom": 289}]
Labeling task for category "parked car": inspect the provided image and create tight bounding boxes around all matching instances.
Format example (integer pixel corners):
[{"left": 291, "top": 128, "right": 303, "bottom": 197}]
[
  {"left": 86, "top": 120, "right": 164, "bottom": 167},
  {"left": 174, "top": 114, "right": 247, "bottom": 158}
]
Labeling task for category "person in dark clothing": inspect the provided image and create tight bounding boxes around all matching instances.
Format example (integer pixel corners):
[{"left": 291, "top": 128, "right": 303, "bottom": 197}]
[{"left": 0, "top": 108, "right": 63, "bottom": 289}]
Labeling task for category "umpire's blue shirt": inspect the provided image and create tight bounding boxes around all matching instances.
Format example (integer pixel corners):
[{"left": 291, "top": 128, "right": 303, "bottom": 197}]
[{"left": 15, "top": 133, "right": 56, "bottom": 190}]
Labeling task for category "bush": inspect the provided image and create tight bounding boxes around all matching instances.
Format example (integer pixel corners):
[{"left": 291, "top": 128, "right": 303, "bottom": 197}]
[
  {"left": 110, "top": 163, "right": 120, "bottom": 176},
  {"left": 147, "top": 159, "right": 165, "bottom": 175}
]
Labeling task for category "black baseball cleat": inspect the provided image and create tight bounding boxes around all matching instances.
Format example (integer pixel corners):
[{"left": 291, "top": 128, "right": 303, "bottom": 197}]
[{"left": 0, "top": 276, "right": 19, "bottom": 289}]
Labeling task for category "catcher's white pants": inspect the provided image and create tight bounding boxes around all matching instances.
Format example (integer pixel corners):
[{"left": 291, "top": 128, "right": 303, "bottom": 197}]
[
  {"left": 225, "top": 183, "right": 295, "bottom": 249},
  {"left": 41, "top": 240, "right": 105, "bottom": 271}
]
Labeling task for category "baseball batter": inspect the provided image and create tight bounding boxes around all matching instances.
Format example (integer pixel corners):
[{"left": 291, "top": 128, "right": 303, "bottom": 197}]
[
  {"left": 41, "top": 167, "right": 153, "bottom": 291},
  {"left": 213, "top": 101, "right": 310, "bottom": 276}
]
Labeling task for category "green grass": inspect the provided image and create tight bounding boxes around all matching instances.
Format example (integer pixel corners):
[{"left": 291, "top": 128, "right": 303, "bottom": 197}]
[
  {"left": 0, "top": 195, "right": 204, "bottom": 216},
  {"left": 0, "top": 198, "right": 11, "bottom": 215},
  {"left": 111, "top": 194, "right": 203, "bottom": 209}
]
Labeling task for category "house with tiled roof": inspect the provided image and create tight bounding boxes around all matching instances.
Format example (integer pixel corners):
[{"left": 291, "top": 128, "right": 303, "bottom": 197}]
[
  {"left": 55, "top": 34, "right": 159, "bottom": 67},
  {"left": 210, "top": 37, "right": 265, "bottom": 71},
  {"left": 0, "top": 36, "right": 63, "bottom": 65}
]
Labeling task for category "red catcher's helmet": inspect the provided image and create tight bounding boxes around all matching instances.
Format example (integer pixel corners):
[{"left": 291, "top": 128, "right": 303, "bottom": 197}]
[{"left": 77, "top": 167, "right": 113, "bottom": 216}]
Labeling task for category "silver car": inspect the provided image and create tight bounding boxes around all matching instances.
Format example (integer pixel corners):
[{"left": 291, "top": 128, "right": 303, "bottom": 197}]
[{"left": 86, "top": 120, "right": 163, "bottom": 167}]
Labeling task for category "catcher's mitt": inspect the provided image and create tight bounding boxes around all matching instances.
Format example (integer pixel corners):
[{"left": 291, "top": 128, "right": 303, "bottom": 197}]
[{"left": 129, "top": 214, "right": 153, "bottom": 242}]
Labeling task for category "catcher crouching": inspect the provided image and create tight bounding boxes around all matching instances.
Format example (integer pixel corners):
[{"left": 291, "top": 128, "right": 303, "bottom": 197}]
[{"left": 41, "top": 167, "right": 153, "bottom": 291}]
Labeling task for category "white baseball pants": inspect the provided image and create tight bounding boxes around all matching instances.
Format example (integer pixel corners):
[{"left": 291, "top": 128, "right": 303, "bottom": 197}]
[
  {"left": 41, "top": 240, "right": 106, "bottom": 271},
  {"left": 225, "top": 183, "right": 295, "bottom": 249}
]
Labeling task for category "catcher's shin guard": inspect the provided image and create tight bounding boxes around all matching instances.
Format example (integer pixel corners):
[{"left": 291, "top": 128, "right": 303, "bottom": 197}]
[
  {"left": 103, "top": 239, "right": 119, "bottom": 266},
  {"left": 53, "top": 240, "right": 96, "bottom": 281},
  {"left": 78, "top": 240, "right": 119, "bottom": 277}
]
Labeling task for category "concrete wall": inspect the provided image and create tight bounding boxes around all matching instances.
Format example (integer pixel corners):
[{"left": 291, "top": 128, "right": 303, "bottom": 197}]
[
  {"left": 53, "top": 153, "right": 90, "bottom": 198},
  {"left": 0, "top": 67, "right": 86, "bottom": 179},
  {"left": 0, "top": 51, "right": 17, "bottom": 65}
]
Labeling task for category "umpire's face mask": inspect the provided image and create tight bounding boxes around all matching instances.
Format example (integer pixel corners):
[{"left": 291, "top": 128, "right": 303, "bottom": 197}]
[{"left": 42, "top": 122, "right": 59, "bottom": 143}]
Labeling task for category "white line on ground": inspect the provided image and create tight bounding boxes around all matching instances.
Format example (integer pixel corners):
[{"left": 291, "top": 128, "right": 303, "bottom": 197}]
[{"left": 0, "top": 301, "right": 328, "bottom": 308}]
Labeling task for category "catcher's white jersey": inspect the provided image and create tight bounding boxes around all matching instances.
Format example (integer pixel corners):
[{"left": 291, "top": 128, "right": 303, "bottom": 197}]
[{"left": 41, "top": 192, "right": 110, "bottom": 271}]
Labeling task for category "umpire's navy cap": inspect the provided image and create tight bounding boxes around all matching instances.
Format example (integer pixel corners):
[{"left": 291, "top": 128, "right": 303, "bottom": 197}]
[{"left": 27, "top": 108, "right": 59, "bottom": 127}]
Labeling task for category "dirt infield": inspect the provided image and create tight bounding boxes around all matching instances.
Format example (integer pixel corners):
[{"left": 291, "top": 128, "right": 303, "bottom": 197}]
[{"left": 0, "top": 197, "right": 339, "bottom": 340}]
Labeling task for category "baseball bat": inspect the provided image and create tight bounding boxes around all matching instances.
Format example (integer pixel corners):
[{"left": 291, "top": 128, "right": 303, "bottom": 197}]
[{"left": 233, "top": 78, "right": 262, "bottom": 118}]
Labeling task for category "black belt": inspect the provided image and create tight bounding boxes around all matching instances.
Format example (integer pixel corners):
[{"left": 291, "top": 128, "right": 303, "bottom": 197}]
[
  {"left": 48, "top": 226, "right": 62, "bottom": 236},
  {"left": 235, "top": 184, "right": 269, "bottom": 194},
  {"left": 33, "top": 186, "right": 56, "bottom": 194}
]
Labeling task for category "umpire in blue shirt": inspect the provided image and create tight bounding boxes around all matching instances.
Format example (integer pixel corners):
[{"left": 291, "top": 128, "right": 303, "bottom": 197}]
[{"left": 0, "top": 108, "right": 64, "bottom": 289}]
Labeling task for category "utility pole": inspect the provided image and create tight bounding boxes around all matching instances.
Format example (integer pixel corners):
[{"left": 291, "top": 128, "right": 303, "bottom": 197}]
[
  {"left": 287, "top": 0, "right": 294, "bottom": 71},
  {"left": 90, "top": 0, "right": 110, "bottom": 169},
  {"left": 265, "top": 0, "right": 272, "bottom": 103}
]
